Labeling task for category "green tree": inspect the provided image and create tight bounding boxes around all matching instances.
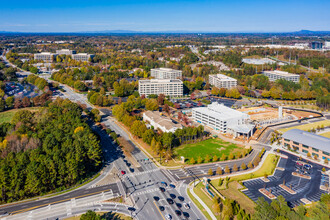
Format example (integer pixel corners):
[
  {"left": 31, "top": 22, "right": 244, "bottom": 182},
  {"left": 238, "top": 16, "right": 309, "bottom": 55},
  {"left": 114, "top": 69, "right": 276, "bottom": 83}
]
[{"left": 208, "top": 168, "right": 213, "bottom": 176}]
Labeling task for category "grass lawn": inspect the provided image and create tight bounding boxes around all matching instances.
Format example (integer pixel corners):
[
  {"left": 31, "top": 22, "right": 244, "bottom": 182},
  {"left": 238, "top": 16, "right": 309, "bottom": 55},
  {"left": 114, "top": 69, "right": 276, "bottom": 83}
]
[
  {"left": 209, "top": 154, "right": 278, "bottom": 214},
  {"left": 0, "top": 107, "right": 41, "bottom": 124},
  {"left": 174, "top": 138, "right": 243, "bottom": 160},
  {"left": 187, "top": 184, "right": 213, "bottom": 220},
  {"left": 278, "top": 120, "right": 330, "bottom": 134},
  {"left": 319, "top": 131, "right": 330, "bottom": 138}
]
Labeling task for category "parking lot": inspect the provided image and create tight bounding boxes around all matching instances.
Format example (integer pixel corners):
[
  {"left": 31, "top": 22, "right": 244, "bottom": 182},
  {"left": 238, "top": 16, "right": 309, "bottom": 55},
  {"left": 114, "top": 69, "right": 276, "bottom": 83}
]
[
  {"left": 5, "top": 82, "right": 38, "bottom": 98},
  {"left": 242, "top": 151, "right": 329, "bottom": 208}
]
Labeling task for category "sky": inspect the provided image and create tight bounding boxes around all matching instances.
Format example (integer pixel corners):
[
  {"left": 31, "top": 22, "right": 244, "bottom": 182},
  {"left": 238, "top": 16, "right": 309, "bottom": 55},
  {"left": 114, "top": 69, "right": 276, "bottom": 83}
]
[{"left": 0, "top": 0, "right": 329, "bottom": 33}]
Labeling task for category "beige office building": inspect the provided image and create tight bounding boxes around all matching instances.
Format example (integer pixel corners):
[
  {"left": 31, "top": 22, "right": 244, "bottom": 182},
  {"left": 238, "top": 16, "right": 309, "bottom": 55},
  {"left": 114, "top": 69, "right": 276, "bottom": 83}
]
[
  {"left": 72, "top": 53, "right": 94, "bottom": 62},
  {"left": 151, "top": 68, "right": 182, "bottom": 79},
  {"left": 56, "top": 49, "right": 76, "bottom": 55},
  {"left": 262, "top": 70, "right": 299, "bottom": 83},
  {"left": 138, "top": 79, "right": 183, "bottom": 97},
  {"left": 34, "top": 52, "right": 55, "bottom": 63},
  {"left": 209, "top": 74, "right": 237, "bottom": 89}
]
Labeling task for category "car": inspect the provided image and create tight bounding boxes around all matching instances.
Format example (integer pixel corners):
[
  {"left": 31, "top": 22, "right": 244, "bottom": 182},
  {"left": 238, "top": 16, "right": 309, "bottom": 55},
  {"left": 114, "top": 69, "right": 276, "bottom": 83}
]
[
  {"left": 167, "top": 198, "right": 174, "bottom": 204},
  {"left": 176, "top": 203, "right": 182, "bottom": 208},
  {"left": 170, "top": 194, "right": 176, "bottom": 199},
  {"left": 159, "top": 187, "right": 165, "bottom": 193},
  {"left": 153, "top": 196, "right": 160, "bottom": 201},
  {"left": 121, "top": 170, "right": 126, "bottom": 175},
  {"left": 178, "top": 196, "right": 184, "bottom": 201},
  {"left": 175, "top": 210, "right": 182, "bottom": 216},
  {"left": 128, "top": 207, "right": 136, "bottom": 211},
  {"left": 159, "top": 206, "right": 165, "bottom": 211},
  {"left": 161, "top": 181, "right": 167, "bottom": 186},
  {"left": 183, "top": 203, "right": 190, "bottom": 209},
  {"left": 169, "top": 184, "right": 176, "bottom": 188},
  {"left": 183, "top": 212, "right": 190, "bottom": 218},
  {"left": 165, "top": 214, "right": 172, "bottom": 220}
]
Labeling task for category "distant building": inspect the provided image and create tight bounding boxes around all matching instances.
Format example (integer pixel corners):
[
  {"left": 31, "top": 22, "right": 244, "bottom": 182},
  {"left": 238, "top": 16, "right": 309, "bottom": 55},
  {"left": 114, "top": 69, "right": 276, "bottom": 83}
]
[
  {"left": 192, "top": 102, "right": 254, "bottom": 138},
  {"left": 56, "top": 49, "right": 76, "bottom": 55},
  {"left": 143, "top": 111, "right": 182, "bottom": 133},
  {"left": 282, "top": 129, "right": 330, "bottom": 161},
  {"left": 310, "top": 41, "right": 323, "bottom": 49},
  {"left": 138, "top": 79, "right": 183, "bottom": 97},
  {"left": 150, "top": 68, "right": 182, "bottom": 79},
  {"left": 34, "top": 52, "right": 55, "bottom": 63},
  {"left": 324, "top": 41, "right": 330, "bottom": 49},
  {"left": 262, "top": 70, "right": 300, "bottom": 83},
  {"left": 72, "top": 53, "right": 94, "bottom": 62},
  {"left": 209, "top": 74, "right": 237, "bottom": 89},
  {"left": 294, "top": 43, "right": 309, "bottom": 48}
]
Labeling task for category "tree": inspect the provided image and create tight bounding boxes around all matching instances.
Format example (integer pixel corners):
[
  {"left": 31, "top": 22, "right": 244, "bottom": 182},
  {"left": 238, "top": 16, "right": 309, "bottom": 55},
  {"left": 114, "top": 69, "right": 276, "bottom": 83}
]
[
  {"left": 225, "top": 165, "right": 230, "bottom": 174},
  {"left": 131, "top": 121, "right": 147, "bottom": 138},
  {"left": 142, "top": 129, "right": 154, "bottom": 145},
  {"left": 80, "top": 210, "right": 103, "bottom": 220},
  {"left": 213, "top": 155, "right": 218, "bottom": 162},
  {"left": 216, "top": 167, "right": 223, "bottom": 175},
  {"left": 205, "top": 154, "right": 210, "bottom": 163},
  {"left": 228, "top": 153, "right": 234, "bottom": 160},
  {"left": 146, "top": 99, "right": 159, "bottom": 111},
  {"left": 307, "top": 152, "right": 311, "bottom": 158},
  {"left": 241, "top": 162, "right": 247, "bottom": 170},
  {"left": 248, "top": 162, "right": 253, "bottom": 169},
  {"left": 233, "top": 163, "right": 239, "bottom": 172},
  {"left": 5, "top": 96, "right": 14, "bottom": 108},
  {"left": 74, "top": 81, "right": 87, "bottom": 91},
  {"left": 208, "top": 168, "right": 213, "bottom": 176},
  {"left": 221, "top": 153, "right": 227, "bottom": 161},
  {"left": 164, "top": 104, "right": 170, "bottom": 114},
  {"left": 197, "top": 156, "right": 203, "bottom": 164},
  {"left": 22, "top": 97, "right": 30, "bottom": 108},
  {"left": 190, "top": 157, "right": 196, "bottom": 164},
  {"left": 158, "top": 94, "right": 165, "bottom": 105}
]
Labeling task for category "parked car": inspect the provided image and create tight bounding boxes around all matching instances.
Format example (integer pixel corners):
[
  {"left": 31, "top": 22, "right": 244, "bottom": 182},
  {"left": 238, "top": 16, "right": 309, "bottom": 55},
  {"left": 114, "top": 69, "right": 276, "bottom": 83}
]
[{"left": 183, "top": 203, "right": 190, "bottom": 209}]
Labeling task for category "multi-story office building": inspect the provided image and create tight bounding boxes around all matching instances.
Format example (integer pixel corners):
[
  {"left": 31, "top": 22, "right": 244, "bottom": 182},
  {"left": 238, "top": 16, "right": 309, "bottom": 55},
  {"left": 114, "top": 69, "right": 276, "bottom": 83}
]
[
  {"left": 209, "top": 74, "right": 237, "bottom": 89},
  {"left": 138, "top": 79, "right": 183, "bottom": 97},
  {"left": 192, "top": 102, "right": 254, "bottom": 138},
  {"left": 72, "top": 53, "right": 94, "bottom": 62},
  {"left": 34, "top": 52, "right": 55, "bottom": 63},
  {"left": 282, "top": 129, "right": 330, "bottom": 161},
  {"left": 310, "top": 41, "right": 323, "bottom": 49},
  {"left": 56, "top": 49, "right": 76, "bottom": 55},
  {"left": 262, "top": 70, "right": 300, "bottom": 83},
  {"left": 150, "top": 68, "right": 182, "bottom": 79}
]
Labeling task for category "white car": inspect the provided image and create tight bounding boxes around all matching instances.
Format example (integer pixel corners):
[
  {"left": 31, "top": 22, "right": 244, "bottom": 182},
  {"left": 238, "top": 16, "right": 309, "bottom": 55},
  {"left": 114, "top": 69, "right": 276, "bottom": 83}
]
[
  {"left": 183, "top": 203, "right": 190, "bottom": 209},
  {"left": 165, "top": 214, "right": 172, "bottom": 220}
]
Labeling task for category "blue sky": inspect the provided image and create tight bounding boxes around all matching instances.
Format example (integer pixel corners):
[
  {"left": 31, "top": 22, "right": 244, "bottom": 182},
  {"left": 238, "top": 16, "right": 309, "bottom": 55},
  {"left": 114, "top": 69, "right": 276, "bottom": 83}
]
[{"left": 0, "top": 0, "right": 329, "bottom": 32}]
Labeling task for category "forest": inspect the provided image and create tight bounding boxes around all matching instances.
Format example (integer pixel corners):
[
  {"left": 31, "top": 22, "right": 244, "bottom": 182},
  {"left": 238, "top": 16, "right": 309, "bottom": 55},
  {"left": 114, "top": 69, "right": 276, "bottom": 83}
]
[{"left": 0, "top": 98, "right": 102, "bottom": 203}]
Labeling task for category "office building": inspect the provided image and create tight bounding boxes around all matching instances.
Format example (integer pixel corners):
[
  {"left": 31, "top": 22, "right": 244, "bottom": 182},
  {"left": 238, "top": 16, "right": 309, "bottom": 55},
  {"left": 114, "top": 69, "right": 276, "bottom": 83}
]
[
  {"left": 151, "top": 68, "right": 182, "bottom": 79},
  {"left": 324, "top": 41, "right": 330, "bottom": 49},
  {"left": 282, "top": 129, "right": 330, "bottom": 161},
  {"left": 209, "top": 74, "right": 237, "bottom": 89},
  {"left": 138, "top": 79, "right": 183, "bottom": 97},
  {"left": 72, "top": 53, "right": 94, "bottom": 62},
  {"left": 34, "top": 52, "right": 55, "bottom": 63},
  {"left": 311, "top": 41, "right": 323, "bottom": 49},
  {"left": 262, "top": 70, "right": 300, "bottom": 83},
  {"left": 143, "top": 111, "right": 182, "bottom": 133},
  {"left": 56, "top": 49, "right": 76, "bottom": 55},
  {"left": 192, "top": 102, "right": 254, "bottom": 138}
]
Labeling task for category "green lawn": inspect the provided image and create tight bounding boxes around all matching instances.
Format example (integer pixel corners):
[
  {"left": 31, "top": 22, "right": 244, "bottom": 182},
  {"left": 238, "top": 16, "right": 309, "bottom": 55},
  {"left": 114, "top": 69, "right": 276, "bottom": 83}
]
[
  {"left": 320, "top": 131, "right": 330, "bottom": 138},
  {"left": 0, "top": 107, "right": 41, "bottom": 124},
  {"left": 174, "top": 138, "right": 242, "bottom": 160},
  {"left": 278, "top": 120, "right": 330, "bottom": 134},
  {"left": 187, "top": 185, "right": 213, "bottom": 220}
]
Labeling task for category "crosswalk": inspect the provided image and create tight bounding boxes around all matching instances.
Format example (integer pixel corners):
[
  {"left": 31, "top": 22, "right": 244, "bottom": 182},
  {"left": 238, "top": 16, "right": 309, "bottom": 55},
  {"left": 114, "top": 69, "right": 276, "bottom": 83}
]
[{"left": 125, "top": 168, "right": 159, "bottom": 178}]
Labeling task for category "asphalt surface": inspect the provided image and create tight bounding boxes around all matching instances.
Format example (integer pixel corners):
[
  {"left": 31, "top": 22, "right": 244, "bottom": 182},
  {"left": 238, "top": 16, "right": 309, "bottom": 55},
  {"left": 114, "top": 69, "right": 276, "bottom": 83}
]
[{"left": 242, "top": 151, "right": 328, "bottom": 208}]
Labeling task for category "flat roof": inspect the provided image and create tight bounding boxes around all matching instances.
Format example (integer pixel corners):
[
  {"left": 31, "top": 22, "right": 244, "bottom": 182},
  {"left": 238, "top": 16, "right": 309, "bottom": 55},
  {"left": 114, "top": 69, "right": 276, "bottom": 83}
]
[
  {"left": 262, "top": 70, "right": 299, "bottom": 77},
  {"left": 139, "top": 79, "right": 183, "bottom": 84},
  {"left": 282, "top": 129, "right": 330, "bottom": 153},
  {"left": 193, "top": 102, "right": 248, "bottom": 120},
  {"left": 210, "top": 73, "right": 237, "bottom": 81},
  {"left": 152, "top": 68, "right": 182, "bottom": 73}
]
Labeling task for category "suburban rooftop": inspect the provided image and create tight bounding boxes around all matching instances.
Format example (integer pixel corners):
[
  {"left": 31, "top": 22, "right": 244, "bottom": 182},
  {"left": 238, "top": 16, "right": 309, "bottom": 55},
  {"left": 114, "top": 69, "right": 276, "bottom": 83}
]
[
  {"left": 139, "top": 79, "right": 183, "bottom": 84},
  {"left": 262, "top": 70, "right": 299, "bottom": 77}
]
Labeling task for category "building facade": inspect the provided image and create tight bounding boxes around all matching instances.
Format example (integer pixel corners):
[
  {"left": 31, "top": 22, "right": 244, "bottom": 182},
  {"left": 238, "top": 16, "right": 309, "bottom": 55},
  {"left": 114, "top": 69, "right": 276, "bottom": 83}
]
[
  {"left": 56, "top": 49, "right": 76, "bottom": 55},
  {"left": 150, "top": 68, "right": 182, "bottom": 79},
  {"left": 72, "top": 53, "right": 94, "bottom": 62},
  {"left": 192, "top": 102, "right": 254, "bottom": 138},
  {"left": 262, "top": 70, "right": 300, "bottom": 83},
  {"left": 34, "top": 52, "right": 55, "bottom": 63},
  {"left": 311, "top": 41, "right": 323, "bottom": 49},
  {"left": 209, "top": 74, "right": 237, "bottom": 89},
  {"left": 138, "top": 79, "right": 183, "bottom": 97},
  {"left": 143, "top": 111, "right": 182, "bottom": 133},
  {"left": 282, "top": 129, "right": 330, "bottom": 161}
]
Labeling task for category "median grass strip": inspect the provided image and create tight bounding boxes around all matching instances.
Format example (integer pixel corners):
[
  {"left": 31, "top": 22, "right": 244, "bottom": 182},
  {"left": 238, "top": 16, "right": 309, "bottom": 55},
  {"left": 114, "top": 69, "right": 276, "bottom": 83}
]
[
  {"left": 187, "top": 185, "right": 213, "bottom": 220},
  {"left": 174, "top": 138, "right": 243, "bottom": 160},
  {"left": 278, "top": 120, "right": 330, "bottom": 134}
]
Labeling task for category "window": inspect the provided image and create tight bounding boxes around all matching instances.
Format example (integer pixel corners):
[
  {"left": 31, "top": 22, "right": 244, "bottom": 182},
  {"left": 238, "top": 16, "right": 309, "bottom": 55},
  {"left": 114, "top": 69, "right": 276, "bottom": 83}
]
[
  {"left": 284, "top": 138, "right": 290, "bottom": 142},
  {"left": 302, "top": 149, "right": 308, "bottom": 154},
  {"left": 312, "top": 148, "right": 319, "bottom": 152},
  {"left": 323, "top": 151, "right": 330, "bottom": 156},
  {"left": 312, "top": 153, "right": 318, "bottom": 157},
  {"left": 302, "top": 144, "right": 309, "bottom": 149},
  {"left": 293, "top": 141, "right": 299, "bottom": 145}
]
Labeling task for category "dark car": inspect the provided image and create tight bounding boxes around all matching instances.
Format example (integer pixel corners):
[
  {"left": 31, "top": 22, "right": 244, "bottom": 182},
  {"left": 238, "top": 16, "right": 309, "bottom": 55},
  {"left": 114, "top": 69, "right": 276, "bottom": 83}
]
[
  {"left": 178, "top": 196, "right": 184, "bottom": 201},
  {"left": 175, "top": 210, "right": 182, "bottom": 216},
  {"left": 153, "top": 196, "right": 160, "bottom": 201},
  {"left": 169, "top": 184, "right": 176, "bottom": 188},
  {"left": 159, "top": 206, "right": 165, "bottom": 211},
  {"left": 167, "top": 198, "right": 174, "bottom": 204},
  {"left": 159, "top": 187, "right": 165, "bottom": 193},
  {"left": 183, "top": 212, "right": 190, "bottom": 218},
  {"left": 176, "top": 203, "right": 182, "bottom": 208},
  {"left": 170, "top": 194, "right": 176, "bottom": 199}
]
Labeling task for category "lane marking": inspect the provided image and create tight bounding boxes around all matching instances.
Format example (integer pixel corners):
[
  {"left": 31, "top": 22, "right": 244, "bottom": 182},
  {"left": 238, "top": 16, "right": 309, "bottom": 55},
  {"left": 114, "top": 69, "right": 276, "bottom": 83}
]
[{"left": 153, "top": 201, "right": 166, "bottom": 220}]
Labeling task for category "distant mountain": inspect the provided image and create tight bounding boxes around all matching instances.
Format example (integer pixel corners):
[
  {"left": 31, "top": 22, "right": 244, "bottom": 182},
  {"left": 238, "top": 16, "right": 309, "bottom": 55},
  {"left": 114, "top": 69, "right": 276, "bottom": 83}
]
[{"left": 293, "top": 30, "right": 330, "bottom": 35}]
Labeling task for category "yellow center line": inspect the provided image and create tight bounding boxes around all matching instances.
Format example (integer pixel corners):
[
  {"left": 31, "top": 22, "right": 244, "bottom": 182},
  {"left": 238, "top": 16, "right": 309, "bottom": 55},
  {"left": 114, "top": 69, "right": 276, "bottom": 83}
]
[
  {"left": 10, "top": 189, "right": 112, "bottom": 216},
  {"left": 153, "top": 201, "right": 166, "bottom": 220}
]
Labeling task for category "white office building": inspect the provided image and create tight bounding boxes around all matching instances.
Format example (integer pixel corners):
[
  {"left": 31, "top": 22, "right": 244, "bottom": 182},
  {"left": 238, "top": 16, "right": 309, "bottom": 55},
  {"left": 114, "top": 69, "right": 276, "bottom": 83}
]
[
  {"left": 192, "top": 102, "right": 254, "bottom": 138},
  {"left": 262, "top": 70, "right": 300, "bottom": 83},
  {"left": 34, "top": 52, "right": 55, "bottom": 63},
  {"left": 151, "top": 68, "right": 182, "bottom": 79},
  {"left": 138, "top": 79, "right": 183, "bottom": 97},
  {"left": 143, "top": 111, "right": 182, "bottom": 133},
  {"left": 72, "top": 53, "right": 94, "bottom": 62},
  {"left": 209, "top": 74, "right": 237, "bottom": 89},
  {"left": 56, "top": 49, "right": 76, "bottom": 55}
]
